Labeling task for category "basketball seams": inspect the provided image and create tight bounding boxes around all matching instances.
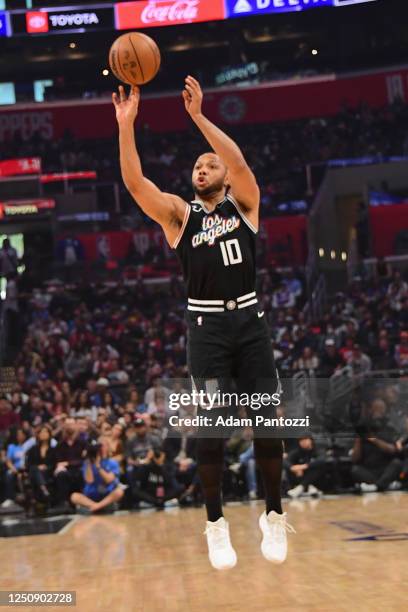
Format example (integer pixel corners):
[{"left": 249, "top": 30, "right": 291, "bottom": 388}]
[
  {"left": 128, "top": 34, "right": 145, "bottom": 84},
  {"left": 116, "top": 39, "right": 131, "bottom": 85},
  {"left": 142, "top": 34, "right": 160, "bottom": 77},
  {"left": 109, "top": 46, "right": 121, "bottom": 82}
]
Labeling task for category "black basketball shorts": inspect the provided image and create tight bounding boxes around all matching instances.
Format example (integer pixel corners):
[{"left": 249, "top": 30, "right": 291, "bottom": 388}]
[{"left": 186, "top": 304, "right": 280, "bottom": 433}]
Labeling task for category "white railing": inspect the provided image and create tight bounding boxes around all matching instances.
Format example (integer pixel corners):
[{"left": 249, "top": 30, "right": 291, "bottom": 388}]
[{"left": 303, "top": 273, "right": 327, "bottom": 322}]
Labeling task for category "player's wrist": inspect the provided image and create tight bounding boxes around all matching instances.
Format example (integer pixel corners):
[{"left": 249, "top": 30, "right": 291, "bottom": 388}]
[
  {"left": 118, "top": 118, "right": 137, "bottom": 130},
  {"left": 190, "top": 111, "right": 204, "bottom": 123}
]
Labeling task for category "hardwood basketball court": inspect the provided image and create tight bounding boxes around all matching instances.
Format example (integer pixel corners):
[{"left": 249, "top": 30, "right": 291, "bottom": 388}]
[{"left": 0, "top": 493, "right": 407, "bottom": 612}]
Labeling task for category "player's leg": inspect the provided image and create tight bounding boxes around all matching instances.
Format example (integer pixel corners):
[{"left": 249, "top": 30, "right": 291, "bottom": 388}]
[
  {"left": 186, "top": 311, "right": 237, "bottom": 569},
  {"left": 235, "top": 307, "right": 295, "bottom": 563},
  {"left": 234, "top": 309, "right": 283, "bottom": 514},
  {"left": 187, "top": 311, "right": 232, "bottom": 521}
]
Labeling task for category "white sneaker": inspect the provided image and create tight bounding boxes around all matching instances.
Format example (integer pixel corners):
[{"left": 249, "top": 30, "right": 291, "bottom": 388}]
[
  {"left": 360, "top": 483, "right": 378, "bottom": 493},
  {"left": 307, "top": 485, "right": 322, "bottom": 497},
  {"left": 229, "top": 463, "right": 241, "bottom": 474},
  {"left": 1, "top": 499, "right": 14, "bottom": 508},
  {"left": 287, "top": 484, "right": 304, "bottom": 498},
  {"left": 248, "top": 490, "right": 257, "bottom": 500},
  {"left": 204, "top": 517, "right": 237, "bottom": 570},
  {"left": 388, "top": 481, "right": 401, "bottom": 491},
  {"left": 259, "top": 511, "right": 296, "bottom": 564}
]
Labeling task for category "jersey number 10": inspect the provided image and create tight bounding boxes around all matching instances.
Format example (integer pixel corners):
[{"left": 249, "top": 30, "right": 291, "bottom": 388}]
[{"left": 220, "top": 239, "right": 243, "bottom": 267}]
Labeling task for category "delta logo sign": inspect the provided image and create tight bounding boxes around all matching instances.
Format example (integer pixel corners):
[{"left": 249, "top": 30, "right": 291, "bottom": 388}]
[
  {"left": 0, "top": 11, "right": 11, "bottom": 37},
  {"left": 226, "top": 0, "right": 332, "bottom": 16}
]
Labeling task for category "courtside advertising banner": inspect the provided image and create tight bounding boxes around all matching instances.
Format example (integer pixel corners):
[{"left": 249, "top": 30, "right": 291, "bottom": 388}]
[
  {"left": 0, "top": 157, "right": 41, "bottom": 177},
  {"left": 225, "top": 0, "right": 333, "bottom": 17},
  {"left": 11, "top": 6, "right": 115, "bottom": 36},
  {"left": 114, "top": 0, "right": 226, "bottom": 30},
  {"left": 0, "top": 10, "right": 10, "bottom": 37},
  {"left": 0, "top": 198, "right": 55, "bottom": 220}
]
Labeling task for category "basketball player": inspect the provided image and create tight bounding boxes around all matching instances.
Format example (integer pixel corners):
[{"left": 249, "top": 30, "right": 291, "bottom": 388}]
[{"left": 113, "top": 77, "right": 295, "bottom": 570}]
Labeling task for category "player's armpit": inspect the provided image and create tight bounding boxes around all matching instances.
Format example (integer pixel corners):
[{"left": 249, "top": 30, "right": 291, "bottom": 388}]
[
  {"left": 128, "top": 177, "right": 187, "bottom": 245},
  {"left": 227, "top": 164, "right": 260, "bottom": 215},
  {"left": 228, "top": 171, "right": 260, "bottom": 232}
]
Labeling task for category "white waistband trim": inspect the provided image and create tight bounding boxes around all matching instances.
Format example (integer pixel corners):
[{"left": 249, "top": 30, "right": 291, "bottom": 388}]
[
  {"left": 188, "top": 298, "right": 224, "bottom": 305},
  {"left": 187, "top": 305, "right": 225, "bottom": 312},
  {"left": 187, "top": 293, "right": 258, "bottom": 312},
  {"left": 237, "top": 291, "right": 256, "bottom": 303},
  {"left": 237, "top": 298, "right": 258, "bottom": 309}
]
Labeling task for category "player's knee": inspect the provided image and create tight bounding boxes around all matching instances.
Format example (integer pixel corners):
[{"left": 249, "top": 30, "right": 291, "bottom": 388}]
[
  {"left": 254, "top": 438, "right": 283, "bottom": 460},
  {"left": 196, "top": 437, "right": 224, "bottom": 464}
]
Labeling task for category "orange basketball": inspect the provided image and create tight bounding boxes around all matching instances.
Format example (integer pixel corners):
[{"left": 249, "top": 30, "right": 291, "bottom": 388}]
[{"left": 109, "top": 32, "right": 161, "bottom": 86}]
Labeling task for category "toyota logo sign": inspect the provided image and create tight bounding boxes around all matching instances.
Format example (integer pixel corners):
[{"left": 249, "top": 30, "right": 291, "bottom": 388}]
[{"left": 26, "top": 12, "right": 49, "bottom": 33}]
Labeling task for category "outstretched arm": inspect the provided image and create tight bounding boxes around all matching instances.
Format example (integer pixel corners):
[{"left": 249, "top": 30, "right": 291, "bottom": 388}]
[
  {"left": 183, "top": 76, "right": 259, "bottom": 216},
  {"left": 113, "top": 85, "right": 186, "bottom": 246}
]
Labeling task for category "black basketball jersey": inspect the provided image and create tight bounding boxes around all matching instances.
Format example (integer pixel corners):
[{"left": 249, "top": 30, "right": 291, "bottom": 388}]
[{"left": 173, "top": 194, "right": 257, "bottom": 300}]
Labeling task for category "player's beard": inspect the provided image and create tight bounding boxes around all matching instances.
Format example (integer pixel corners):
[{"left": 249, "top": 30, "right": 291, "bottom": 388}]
[{"left": 193, "top": 176, "right": 226, "bottom": 198}]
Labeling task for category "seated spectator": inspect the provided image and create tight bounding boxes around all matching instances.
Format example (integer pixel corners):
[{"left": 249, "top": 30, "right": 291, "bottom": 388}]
[
  {"left": 371, "top": 337, "right": 397, "bottom": 370},
  {"left": 0, "top": 397, "right": 20, "bottom": 442},
  {"left": 100, "top": 391, "right": 119, "bottom": 415},
  {"left": 318, "top": 339, "right": 343, "bottom": 377},
  {"left": 293, "top": 347, "right": 320, "bottom": 375},
  {"left": 351, "top": 398, "right": 402, "bottom": 492},
  {"left": 91, "top": 378, "right": 111, "bottom": 408},
  {"left": 75, "top": 417, "right": 93, "bottom": 443},
  {"left": 394, "top": 331, "right": 408, "bottom": 368},
  {"left": 53, "top": 417, "right": 86, "bottom": 511},
  {"left": 130, "top": 447, "right": 183, "bottom": 509},
  {"left": 347, "top": 344, "right": 372, "bottom": 376},
  {"left": 286, "top": 436, "right": 325, "bottom": 498},
  {"left": 339, "top": 337, "right": 355, "bottom": 363},
  {"left": 109, "top": 423, "right": 125, "bottom": 468},
  {"left": 0, "top": 427, "right": 27, "bottom": 510},
  {"left": 125, "top": 417, "right": 162, "bottom": 504},
  {"left": 127, "top": 388, "right": 147, "bottom": 413},
  {"left": 272, "top": 283, "right": 295, "bottom": 309},
  {"left": 107, "top": 358, "right": 129, "bottom": 385},
  {"left": 144, "top": 378, "right": 170, "bottom": 408},
  {"left": 284, "top": 269, "right": 302, "bottom": 302},
  {"left": 64, "top": 348, "right": 89, "bottom": 385},
  {"left": 71, "top": 439, "right": 123, "bottom": 513},
  {"left": 26, "top": 425, "right": 56, "bottom": 503},
  {"left": 147, "top": 389, "right": 168, "bottom": 416}
]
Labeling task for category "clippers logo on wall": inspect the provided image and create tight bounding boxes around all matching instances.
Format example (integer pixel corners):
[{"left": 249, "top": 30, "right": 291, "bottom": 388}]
[
  {"left": 14, "top": 7, "right": 114, "bottom": 36},
  {"left": 226, "top": 0, "right": 332, "bottom": 16},
  {"left": 115, "top": 0, "right": 226, "bottom": 30}
]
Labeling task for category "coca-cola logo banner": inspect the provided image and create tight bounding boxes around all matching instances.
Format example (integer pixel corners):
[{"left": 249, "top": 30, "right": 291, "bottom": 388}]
[{"left": 114, "top": 0, "right": 226, "bottom": 30}]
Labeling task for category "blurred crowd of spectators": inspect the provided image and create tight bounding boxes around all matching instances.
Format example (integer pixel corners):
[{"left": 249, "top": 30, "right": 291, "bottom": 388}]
[
  {"left": 1, "top": 261, "right": 408, "bottom": 516},
  {"left": 1, "top": 100, "right": 408, "bottom": 219}
]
